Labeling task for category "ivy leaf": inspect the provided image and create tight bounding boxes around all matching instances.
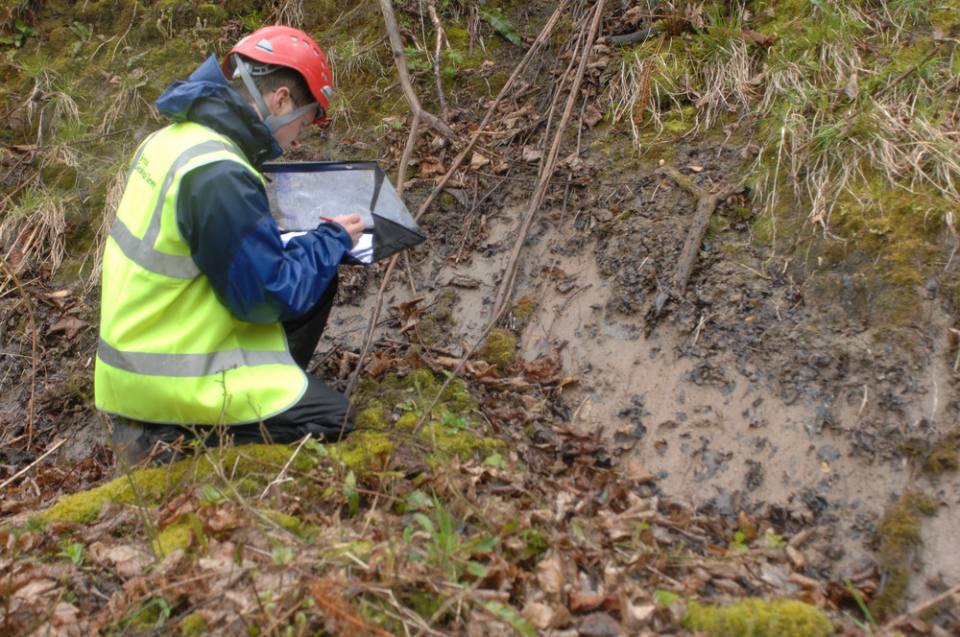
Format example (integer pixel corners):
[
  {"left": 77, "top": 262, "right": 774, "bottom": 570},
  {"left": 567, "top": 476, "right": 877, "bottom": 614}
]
[{"left": 480, "top": 8, "right": 522, "bottom": 46}]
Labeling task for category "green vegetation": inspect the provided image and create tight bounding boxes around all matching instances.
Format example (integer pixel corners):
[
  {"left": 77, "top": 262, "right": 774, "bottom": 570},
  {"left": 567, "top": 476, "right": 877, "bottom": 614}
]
[
  {"left": 600, "top": 0, "right": 960, "bottom": 325},
  {"left": 346, "top": 368, "right": 501, "bottom": 470},
  {"left": 685, "top": 598, "right": 833, "bottom": 637},
  {"left": 36, "top": 444, "right": 311, "bottom": 524},
  {"left": 871, "top": 492, "right": 940, "bottom": 616},
  {"left": 178, "top": 612, "right": 208, "bottom": 637},
  {"left": 480, "top": 328, "right": 517, "bottom": 370},
  {"left": 923, "top": 432, "right": 960, "bottom": 475}
]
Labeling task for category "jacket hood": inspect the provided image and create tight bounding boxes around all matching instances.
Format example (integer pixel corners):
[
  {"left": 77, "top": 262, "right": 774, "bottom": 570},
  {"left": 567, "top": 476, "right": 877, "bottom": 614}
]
[{"left": 155, "top": 56, "right": 283, "bottom": 166}]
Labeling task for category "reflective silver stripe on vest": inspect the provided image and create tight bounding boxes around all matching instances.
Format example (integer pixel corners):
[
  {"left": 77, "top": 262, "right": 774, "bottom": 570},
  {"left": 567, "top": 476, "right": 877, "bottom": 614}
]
[
  {"left": 109, "top": 217, "right": 200, "bottom": 278},
  {"left": 98, "top": 339, "right": 292, "bottom": 377},
  {"left": 109, "top": 139, "right": 246, "bottom": 279}
]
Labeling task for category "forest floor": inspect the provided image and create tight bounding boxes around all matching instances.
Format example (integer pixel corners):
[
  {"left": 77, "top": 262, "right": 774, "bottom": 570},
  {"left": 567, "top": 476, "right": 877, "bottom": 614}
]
[{"left": 1, "top": 0, "right": 959, "bottom": 635}]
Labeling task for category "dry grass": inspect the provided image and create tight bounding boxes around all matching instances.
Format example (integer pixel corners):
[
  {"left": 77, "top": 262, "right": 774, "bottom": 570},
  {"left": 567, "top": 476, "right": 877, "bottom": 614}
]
[
  {"left": 603, "top": 0, "right": 960, "bottom": 234},
  {"left": 605, "top": 37, "right": 687, "bottom": 143},
  {"left": 0, "top": 186, "right": 67, "bottom": 275},
  {"left": 21, "top": 67, "right": 80, "bottom": 145},
  {"left": 84, "top": 166, "right": 126, "bottom": 289},
  {"left": 98, "top": 70, "right": 149, "bottom": 135},
  {"left": 268, "top": 0, "right": 305, "bottom": 27}
]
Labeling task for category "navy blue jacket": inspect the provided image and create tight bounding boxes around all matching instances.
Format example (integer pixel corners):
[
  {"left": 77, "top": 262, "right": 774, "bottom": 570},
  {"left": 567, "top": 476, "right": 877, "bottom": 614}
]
[{"left": 154, "top": 56, "right": 351, "bottom": 324}]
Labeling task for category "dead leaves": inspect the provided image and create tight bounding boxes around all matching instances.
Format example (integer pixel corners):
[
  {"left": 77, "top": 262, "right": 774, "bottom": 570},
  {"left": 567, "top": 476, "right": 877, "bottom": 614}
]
[
  {"left": 47, "top": 316, "right": 87, "bottom": 339},
  {"left": 741, "top": 29, "right": 778, "bottom": 48},
  {"left": 583, "top": 104, "right": 604, "bottom": 128},
  {"left": 521, "top": 145, "right": 543, "bottom": 163},
  {"left": 88, "top": 542, "right": 150, "bottom": 578},
  {"left": 418, "top": 156, "right": 445, "bottom": 178}
]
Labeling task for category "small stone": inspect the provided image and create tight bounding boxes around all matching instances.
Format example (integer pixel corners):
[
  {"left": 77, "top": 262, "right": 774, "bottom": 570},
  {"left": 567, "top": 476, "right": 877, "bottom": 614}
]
[{"left": 578, "top": 612, "right": 623, "bottom": 637}]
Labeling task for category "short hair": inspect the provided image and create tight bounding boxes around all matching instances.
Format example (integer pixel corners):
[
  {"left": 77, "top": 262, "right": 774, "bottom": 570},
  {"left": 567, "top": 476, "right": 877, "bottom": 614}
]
[{"left": 228, "top": 53, "right": 312, "bottom": 107}]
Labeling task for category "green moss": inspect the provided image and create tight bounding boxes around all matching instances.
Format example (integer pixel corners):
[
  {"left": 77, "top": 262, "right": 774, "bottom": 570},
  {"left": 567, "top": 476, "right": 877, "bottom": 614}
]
[
  {"left": 922, "top": 433, "right": 960, "bottom": 475},
  {"left": 931, "top": 0, "right": 960, "bottom": 31},
  {"left": 655, "top": 589, "right": 682, "bottom": 608},
  {"left": 331, "top": 430, "right": 396, "bottom": 472},
  {"left": 395, "top": 412, "right": 419, "bottom": 430},
  {"left": 662, "top": 105, "right": 697, "bottom": 135},
  {"left": 38, "top": 445, "right": 315, "bottom": 524},
  {"left": 481, "top": 329, "right": 516, "bottom": 370},
  {"left": 344, "top": 369, "right": 497, "bottom": 472},
  {"left": 510, "top": 297, "right": 538, "bottom": 330},
  {"left": 684, "top": 598, "right": 833, "bottom": 637},
  {"left": 263, "top": 510, "right": 319, "bottom": 540},
  {"left": 330, "top": 539, "right": 374, "bottom": 561},
  {"left": 871, "top": 492, "right": 939, "bottom": 617},
  {"left": 179, "top": 612, "right": 208, "bottom": 637},
  {"left": 153, "top": 513, "right": 203, "bottom": 556},
  {"left": 356, "top": 406, "right": 387, "bottom": 428},
  {"left": 422, "top": 420, "right": 503, "bottom": 458}
]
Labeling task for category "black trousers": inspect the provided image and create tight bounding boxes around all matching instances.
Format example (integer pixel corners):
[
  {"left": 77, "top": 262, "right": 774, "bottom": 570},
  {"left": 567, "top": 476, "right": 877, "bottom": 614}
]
[
  {"left": 261, "top": 274, "right": 354, "bottom": 442},
  {"left": 115, "top": 276, "right": 353, "bottom": 455}
]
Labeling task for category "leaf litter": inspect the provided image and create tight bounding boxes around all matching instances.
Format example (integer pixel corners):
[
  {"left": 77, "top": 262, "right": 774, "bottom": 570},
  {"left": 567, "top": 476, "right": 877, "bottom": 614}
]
[{"left": 2, "top": 1, "right": 960, "bottom": 635}]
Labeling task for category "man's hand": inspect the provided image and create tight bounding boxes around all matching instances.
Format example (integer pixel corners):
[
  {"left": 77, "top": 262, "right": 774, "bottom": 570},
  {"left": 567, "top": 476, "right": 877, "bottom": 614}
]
[{"left": 327, "top": 214, "right": 364, "bottom": 247}]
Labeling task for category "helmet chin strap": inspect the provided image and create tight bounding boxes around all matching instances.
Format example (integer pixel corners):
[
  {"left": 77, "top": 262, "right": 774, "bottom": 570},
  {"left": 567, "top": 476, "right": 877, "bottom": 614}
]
[{"left": 233, "top": 57, "right": 319, "bottom": 133}]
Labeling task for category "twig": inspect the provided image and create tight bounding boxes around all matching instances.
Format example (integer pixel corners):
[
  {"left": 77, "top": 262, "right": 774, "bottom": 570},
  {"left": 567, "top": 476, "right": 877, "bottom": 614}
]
[
  {"left": 427, "top": 0, "right": 449, "bottom": 119},
  {"left": 414, "top": 0, "right": 573, "bottom": 219},
  {"left": 379, "top": 0, "right": 456, "bottom": 141},
  {"left": 882, "top": 583, "right": 960, "bottom": 632},
  {"left": 395, "top": 112, "right": 421, "bottom": 193},
  {"left": 492, "top": 0, "right": 607, "bottom": 318},
  {"left": 347, "top": 3, "right": 567, "bottom": 400},
  {"left": 0, "top": 255, "right": 38, "bottom": 447},
  {"left": 258, "top": 434, "right": 311, "bottom": 499},
  {"left": 873, "top": 44, "right": 941, "bottom": 102},
  {"left": 345, "top": 2, "right": 437, "bottom": 401},
  {"left": 648, "top": 166, "right": 736, "bottom": 327},
  {"left": 0, "top": 438, "right": 64, "bottom": 490},
  {"left": 410, "top": 307, "right": 506, "bottom": 436},
  {"left": 607, "top": 27, "right": 658, "bottom": 46},
  {"left": 409, "top": 3, "right": 597, "bottom": 437}
]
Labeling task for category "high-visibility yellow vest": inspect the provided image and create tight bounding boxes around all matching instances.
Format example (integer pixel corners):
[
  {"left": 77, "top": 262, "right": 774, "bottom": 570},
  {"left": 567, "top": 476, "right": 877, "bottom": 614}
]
[{"left": 94, "top": 122, "right": 306, "bottom": 425}]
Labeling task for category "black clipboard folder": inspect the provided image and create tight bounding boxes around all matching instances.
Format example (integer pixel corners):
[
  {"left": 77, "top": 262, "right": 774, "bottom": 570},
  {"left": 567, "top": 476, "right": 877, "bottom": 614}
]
[{"left": 262, "top": 161, "right": 427, "bottom": 264}]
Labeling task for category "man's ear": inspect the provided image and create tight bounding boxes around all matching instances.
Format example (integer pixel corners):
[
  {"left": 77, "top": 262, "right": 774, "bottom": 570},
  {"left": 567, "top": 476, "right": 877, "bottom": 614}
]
[{"left": 268, "top": 86, "right": 292, "bottom": 114}]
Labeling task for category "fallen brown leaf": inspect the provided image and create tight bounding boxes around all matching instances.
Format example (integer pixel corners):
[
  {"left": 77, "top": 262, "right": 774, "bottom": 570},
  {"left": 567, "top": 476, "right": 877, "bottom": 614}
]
[
  {"left": 584, "top": 104, "right": 604, "bottom": 128},
  {"left": 521, "top": 601, "right": 555, "bottom": 629},
  {"left": 48, "top": 317, "right": 87, "bottom": 339},
  {"left": 470, "top": 152, "right": 490, "bottom": 169},
  {"left": 535, "top": 552, "right": 566, "bottom": 596},
  {"left": 522, "top": 146, "right": 543, "bottom": 163},
  {"left": 89, "top": 543, "right": 150, "bottom": 579},
  {"left": 419, "top": 157, "right": 445, "bottom": 178},
  {"left": 569, "top": 590, "right": 606, "bottom": 614},
  {"left": 742, "top": 30, "right": 778, "bottom": 47},
  {"left": 623, "top": 458, "right": 655, "bottom": 484}
]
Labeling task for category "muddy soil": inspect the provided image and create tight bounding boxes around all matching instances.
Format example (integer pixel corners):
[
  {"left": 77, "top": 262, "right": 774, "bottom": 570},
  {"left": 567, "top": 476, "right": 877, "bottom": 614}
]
[
  {"left": 322, "top": 133, "right": 960, "bottom": 605},
  {"left": 2, "top": 1, "right": 958, "bottom": 621}
]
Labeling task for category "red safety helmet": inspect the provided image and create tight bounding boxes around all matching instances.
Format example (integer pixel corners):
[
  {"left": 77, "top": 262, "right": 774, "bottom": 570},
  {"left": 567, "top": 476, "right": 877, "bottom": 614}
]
[{"left": 225, "top": 25, "right": 333, "bottom": 125}]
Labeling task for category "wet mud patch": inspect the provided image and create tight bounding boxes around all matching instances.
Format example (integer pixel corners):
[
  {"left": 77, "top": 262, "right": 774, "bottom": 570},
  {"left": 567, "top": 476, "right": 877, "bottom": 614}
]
[{"left": 491, "top": 132, "right": 960, "bottom": 609}]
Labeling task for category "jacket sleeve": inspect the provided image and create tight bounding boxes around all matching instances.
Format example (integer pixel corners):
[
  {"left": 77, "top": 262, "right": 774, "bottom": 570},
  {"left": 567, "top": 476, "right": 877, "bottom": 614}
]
[{"left": 176, "top": 160, "right": 353, "bottom": 324}]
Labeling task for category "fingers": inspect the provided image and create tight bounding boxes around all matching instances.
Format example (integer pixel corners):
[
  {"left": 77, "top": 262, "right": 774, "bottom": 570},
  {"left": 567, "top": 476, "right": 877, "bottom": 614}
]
[{"left": 328, "top": 214, "right": 364, "bottom": 247}]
